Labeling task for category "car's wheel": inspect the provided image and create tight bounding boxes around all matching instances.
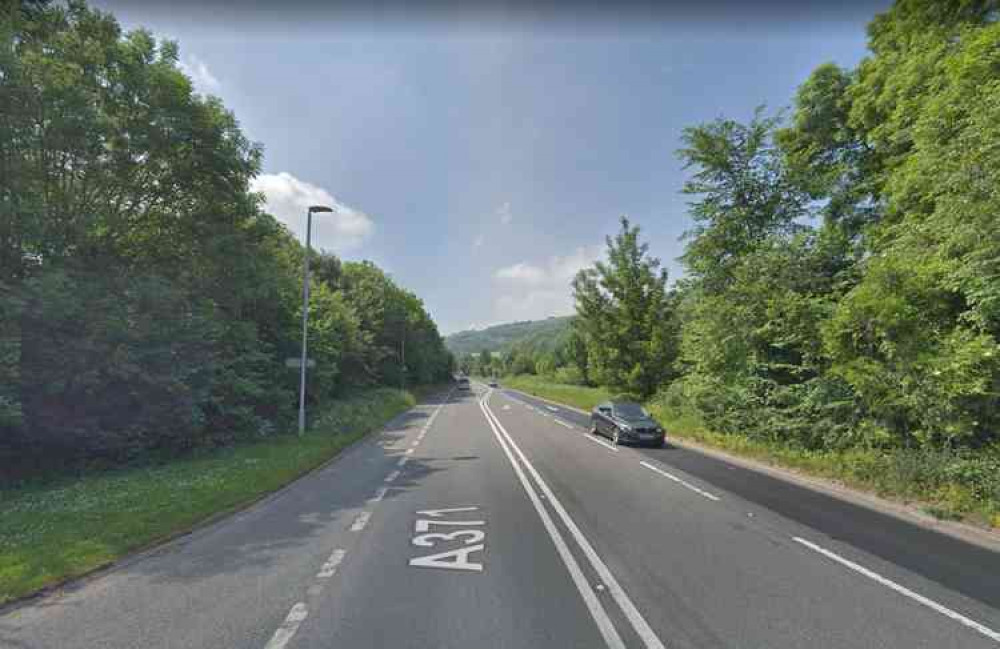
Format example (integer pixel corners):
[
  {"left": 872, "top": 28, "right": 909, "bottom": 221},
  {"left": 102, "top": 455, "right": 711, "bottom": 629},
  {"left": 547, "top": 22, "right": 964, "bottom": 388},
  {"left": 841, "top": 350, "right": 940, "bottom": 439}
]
[
  {"left": 590, "top": 423, "right": 599, "bottom": 435},
  {"left": 611, "top": 427, "right": 620, "bottom": 446}
]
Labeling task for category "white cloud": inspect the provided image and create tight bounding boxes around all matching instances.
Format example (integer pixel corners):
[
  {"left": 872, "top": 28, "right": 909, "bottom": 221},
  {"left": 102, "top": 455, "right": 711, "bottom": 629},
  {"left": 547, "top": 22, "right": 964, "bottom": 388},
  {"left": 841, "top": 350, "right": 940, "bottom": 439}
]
[
  {"left": 179, "top": 54, "right": 220, "bottom": 95},
  {"left": 251, "top": 172, "right": 375, "bottom": 252},
  {"left": 473, "top": 234, "right": 485, "bottom": 248},
  {"left": 496, "top": 201, "right": 513, "bottom": 225},
  {"left": 491, "top": 245, "right": 602, "bottom": 321}
]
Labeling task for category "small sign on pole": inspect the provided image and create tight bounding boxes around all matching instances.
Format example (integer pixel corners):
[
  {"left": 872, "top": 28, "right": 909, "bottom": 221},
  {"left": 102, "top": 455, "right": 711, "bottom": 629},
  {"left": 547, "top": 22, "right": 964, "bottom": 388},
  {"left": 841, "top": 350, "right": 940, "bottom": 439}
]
[{"left": 285, "top": 358, "right": 316, "bottom": 369}]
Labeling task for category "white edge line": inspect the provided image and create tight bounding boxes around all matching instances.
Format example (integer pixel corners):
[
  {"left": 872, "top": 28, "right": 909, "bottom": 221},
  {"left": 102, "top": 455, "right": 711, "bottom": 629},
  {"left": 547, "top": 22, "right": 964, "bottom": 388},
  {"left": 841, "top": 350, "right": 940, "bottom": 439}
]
[
  {"left": 792, "top": 537, "right": 1000, "bottom": 643},
  {"left": 477, "top": 399, "right": 627, "bottom": 649},
  {"left": 483, "top": 394, "right": 665, "bottom": 649},
  {"left": 584, "top": 433, "right": 619, "bottom": 453},
  {"left": 263, "top": 602, "right": 308, "bottom": 649},
  {"left": 554, "top": 419, "right": 575, "bottom": 429},
  {"left": 639, "top": 461, "right": 720, "bottom": 502}
]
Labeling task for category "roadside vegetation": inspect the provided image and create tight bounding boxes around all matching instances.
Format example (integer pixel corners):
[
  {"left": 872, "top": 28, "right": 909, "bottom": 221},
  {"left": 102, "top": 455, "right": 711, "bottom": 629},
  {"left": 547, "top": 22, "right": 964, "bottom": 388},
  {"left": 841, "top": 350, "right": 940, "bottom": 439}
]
[
  {"left": 0, "top": 387, "right": 422, "bottom": 606},
  {"left": 465, "top": 1, "right": 1000, "bottom": 529},
  {"left": 1, "top": 2, "right": 453, "bottom": 485}
]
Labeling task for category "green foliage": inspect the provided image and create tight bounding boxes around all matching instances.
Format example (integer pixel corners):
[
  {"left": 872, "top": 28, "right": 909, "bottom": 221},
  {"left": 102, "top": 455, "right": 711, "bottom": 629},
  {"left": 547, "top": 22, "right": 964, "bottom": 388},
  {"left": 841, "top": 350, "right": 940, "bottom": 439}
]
[
  {"left": 572, "top": 217, "right": 677, "bottom": 398},
  {"left": 667, "top": 0, "right": 1000, "bottom": 463},
  {"left": 0, "top": 386, "right": 416, "bottom": 604},
  {"left": 445, "top": 316, "right": 573, "bottom": 356},
  {"left": 0, "top": 1, "right": 450, "bottom": 476}
]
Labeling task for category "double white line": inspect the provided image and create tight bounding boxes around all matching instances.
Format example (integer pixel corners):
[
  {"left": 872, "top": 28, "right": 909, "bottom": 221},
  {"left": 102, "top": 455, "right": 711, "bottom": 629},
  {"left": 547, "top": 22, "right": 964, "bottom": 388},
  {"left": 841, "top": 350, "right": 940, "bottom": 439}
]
[{"left": 479, "top": 391, "right": 665, "bottom": 649}]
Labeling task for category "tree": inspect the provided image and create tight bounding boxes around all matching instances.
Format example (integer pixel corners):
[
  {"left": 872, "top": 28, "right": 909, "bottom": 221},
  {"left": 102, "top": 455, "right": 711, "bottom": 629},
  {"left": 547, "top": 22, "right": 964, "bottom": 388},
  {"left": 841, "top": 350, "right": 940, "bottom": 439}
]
[
  {"left": 678, "top": 108, "right": 809, "bottom": 290},
  {"left": 572, "top": 217, "right": 676, "bottom": 398}
]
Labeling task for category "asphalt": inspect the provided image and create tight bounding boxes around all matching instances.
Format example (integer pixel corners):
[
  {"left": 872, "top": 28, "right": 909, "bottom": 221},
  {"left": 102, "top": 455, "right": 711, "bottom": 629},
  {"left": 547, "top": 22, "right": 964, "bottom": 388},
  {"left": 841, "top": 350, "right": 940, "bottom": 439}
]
[
  {"left": 503, "top": 387, "right": 1000, "bottom": 611},
  {"left": 1, "top": 384, "right": 998, "bottom": 648}
]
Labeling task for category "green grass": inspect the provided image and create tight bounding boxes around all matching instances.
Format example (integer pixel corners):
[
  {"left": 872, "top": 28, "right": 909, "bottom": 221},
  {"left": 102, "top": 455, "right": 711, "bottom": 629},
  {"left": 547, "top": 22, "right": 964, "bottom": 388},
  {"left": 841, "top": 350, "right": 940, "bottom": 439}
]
[
  {"left": 0, "top": 387, "right": 428, "bottom": 606},
  {"left": 504, "top": 375, "right": 1000, "bottom": 529},
  {"left": 500, "top": 375, "right": 612, "bottom": 411}
]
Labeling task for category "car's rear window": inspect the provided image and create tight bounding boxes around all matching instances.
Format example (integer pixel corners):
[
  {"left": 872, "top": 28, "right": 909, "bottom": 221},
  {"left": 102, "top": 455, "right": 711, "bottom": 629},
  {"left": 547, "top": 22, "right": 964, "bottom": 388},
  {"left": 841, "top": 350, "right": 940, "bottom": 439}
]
[{"left": 614, "top": 403, "right": 646, "bottom": 418}]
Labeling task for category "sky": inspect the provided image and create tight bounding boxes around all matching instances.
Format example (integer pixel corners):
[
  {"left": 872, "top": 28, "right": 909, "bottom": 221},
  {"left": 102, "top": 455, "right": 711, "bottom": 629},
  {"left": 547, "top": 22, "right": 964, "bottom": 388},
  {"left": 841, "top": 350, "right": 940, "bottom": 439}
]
[{"left": 94, "top": 0, "right": 888, "bottom": 335}]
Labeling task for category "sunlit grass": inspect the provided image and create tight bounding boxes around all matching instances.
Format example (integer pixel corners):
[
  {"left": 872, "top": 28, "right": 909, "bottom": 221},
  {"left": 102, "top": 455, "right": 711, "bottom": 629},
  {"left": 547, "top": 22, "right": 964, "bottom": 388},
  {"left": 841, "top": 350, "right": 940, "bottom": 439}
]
[
  {"left": 505, "top": 375, "right": 1000, "bottom": 529},
  {"left": 0, "top": 388, "right": 421, "bottom": 605}
]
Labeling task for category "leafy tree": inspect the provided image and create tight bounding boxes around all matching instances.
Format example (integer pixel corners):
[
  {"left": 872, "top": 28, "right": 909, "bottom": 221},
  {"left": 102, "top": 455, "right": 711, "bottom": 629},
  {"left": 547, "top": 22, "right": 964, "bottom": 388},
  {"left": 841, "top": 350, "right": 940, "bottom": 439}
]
[{"left": 572, "top": 217, "right": 676, "bottom": 398}]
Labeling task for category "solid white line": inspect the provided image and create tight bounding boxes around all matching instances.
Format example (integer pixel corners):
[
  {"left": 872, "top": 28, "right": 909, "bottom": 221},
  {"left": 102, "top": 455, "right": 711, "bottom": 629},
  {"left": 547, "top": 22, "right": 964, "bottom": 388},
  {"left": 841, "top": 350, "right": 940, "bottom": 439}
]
[
  {"left": 640, "top": 461, "right": 720, "bottom": 502},
  {"left": 368, "top": 486, "right": 389, "bottom": 504},
  {"left": 316, "top": 549, "right": 346, "bottom": 579},
  {"left": 793, "top": 537, "right": 1000, "bottom": 643},
  {"left": 350, "top": 511, "right": 371, "bottom": 532},
  {"left": 478, "top": 400, "right": 626, "bottom": 649},
  {"left": 385, "top": 470, "right": 401, "bottom": 483},
  {"left": 584, "top": 434, "right": 619, "bottom": 453},
  {"left": 483, "top": 395, "right": 665, "bottom": 649},
  {"left": 263, "top": 602, "right": 308, "bottom": 649},
  {"left": 554, "top": 419, "right": 575, "bottom": 429}
]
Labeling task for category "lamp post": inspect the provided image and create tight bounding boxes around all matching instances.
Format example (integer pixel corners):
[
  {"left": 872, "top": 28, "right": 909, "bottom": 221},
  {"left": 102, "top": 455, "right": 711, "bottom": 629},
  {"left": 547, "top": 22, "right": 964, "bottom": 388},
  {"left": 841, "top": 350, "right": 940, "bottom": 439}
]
[{"left": 299, "top": 204, "right": 334, "bottom": 436}]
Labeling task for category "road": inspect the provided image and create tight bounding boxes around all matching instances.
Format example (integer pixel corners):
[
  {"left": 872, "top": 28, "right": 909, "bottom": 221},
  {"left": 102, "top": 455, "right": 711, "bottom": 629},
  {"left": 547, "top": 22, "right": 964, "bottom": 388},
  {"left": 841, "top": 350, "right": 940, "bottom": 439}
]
[{"left": 2, "top": 384, "right": 999, "bottom": 648}]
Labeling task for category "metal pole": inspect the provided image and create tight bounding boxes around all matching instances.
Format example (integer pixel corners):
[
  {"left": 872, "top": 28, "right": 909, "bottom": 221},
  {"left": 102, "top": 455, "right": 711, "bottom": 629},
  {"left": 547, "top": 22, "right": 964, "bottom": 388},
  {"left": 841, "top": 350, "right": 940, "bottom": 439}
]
[{"left": 298, "top": 209, "right": 313, "bottom": 436}]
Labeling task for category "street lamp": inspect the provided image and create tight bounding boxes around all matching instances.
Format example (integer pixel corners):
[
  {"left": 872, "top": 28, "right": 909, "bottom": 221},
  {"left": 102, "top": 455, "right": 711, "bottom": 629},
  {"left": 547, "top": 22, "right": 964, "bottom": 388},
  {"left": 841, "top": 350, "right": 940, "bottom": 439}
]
[{"left": 299, "top": 204, "right": 334, "bottom": 436}]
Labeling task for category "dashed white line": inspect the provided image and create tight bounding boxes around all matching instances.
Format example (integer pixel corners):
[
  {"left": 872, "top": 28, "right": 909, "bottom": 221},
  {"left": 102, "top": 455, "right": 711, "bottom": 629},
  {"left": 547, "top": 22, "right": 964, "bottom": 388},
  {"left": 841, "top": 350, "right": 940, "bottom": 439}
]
[
  {"left": 793, "top": 537, "right": 1000, "bottom": 643},
  {"left": 640, "top": 461, "right": 720, "bottom": 501},
  {"left": 263, "top": 602, "right": 308, "bottom": 649},
  {"left": 584, "top": 434, "right": 619, "bottom": 452},
  {"left": 405, "top": 448, "right": 415, "bottom": 455},
  {"left": 368, "top": 486, "right": 389, "bottom": 504},
  {"left": 350, "top": 511, "right": 372, "bottom": 532},
  {"left": 385, "top": 470, "right": 401, "bottom": 483},
  {"left": 410, "top": 439, "right": 420, "bottom": 448},
  {"left": 316, "top": 549, "right": 346, "bottom": 579}
]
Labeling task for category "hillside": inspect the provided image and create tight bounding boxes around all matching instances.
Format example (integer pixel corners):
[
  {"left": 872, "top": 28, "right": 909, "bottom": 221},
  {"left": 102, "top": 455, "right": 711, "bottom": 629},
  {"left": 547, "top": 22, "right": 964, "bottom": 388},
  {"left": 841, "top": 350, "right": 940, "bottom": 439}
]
[{"left": 445, "top": 316, "right": 573, "bottom": 356}]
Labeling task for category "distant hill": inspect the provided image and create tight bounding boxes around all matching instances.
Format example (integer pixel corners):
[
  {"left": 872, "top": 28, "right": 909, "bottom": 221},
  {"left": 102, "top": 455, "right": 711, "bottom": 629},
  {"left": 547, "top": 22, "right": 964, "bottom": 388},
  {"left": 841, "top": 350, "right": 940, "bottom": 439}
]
[{"left": 445, "top": 316, "right": 574, "bottom": 356}]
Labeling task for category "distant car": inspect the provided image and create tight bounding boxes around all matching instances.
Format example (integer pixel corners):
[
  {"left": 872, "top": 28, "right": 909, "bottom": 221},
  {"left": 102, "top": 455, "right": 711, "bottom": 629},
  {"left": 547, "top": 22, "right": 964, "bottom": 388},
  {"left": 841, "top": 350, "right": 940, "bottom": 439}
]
[
  {"left": 457, "top": 376, "right": 470, "bottom": 390},
  {"left": 488, "top": 380, "right": 498, "bottom": 388},
  {"left": 591, "top": 401, "right": 665, "bottom": 447}
]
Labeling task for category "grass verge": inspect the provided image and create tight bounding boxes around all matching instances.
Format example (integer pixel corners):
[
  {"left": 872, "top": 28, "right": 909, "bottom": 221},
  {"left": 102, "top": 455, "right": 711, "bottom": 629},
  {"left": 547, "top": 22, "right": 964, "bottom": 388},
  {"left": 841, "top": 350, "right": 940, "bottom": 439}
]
[
  {"left": 503, "top": 375, "right": 1000, "bottom": 530},
  {"left": 0, "top": 386, "right": 429, "bottom": 606},
  {"left": 501, "top": 375, "right": 612, "bottom": 411}
]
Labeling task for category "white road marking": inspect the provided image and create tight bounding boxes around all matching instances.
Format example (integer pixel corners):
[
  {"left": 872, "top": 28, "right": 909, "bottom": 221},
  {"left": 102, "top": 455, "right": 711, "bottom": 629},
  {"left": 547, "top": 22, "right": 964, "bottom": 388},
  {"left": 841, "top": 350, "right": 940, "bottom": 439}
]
[
  {"left": 350, "top": 511, "right": 372, "bottom": 532},
  {"left": 409, "top": 544, "right": 485, "bottom": 571},
  {"left": 263, "top": 602, "right": 308, "bottom": 649},
  {"left": 477, "top": 399, "right": 627, "bottom": 649},
  {"left": 368, "top": 486, "right": 389, "bottom": 504},
  {"left": 503, "top": 405, "right": 511, "bottom": 410},
  {"left": 554, "top": 419, "right": 575, "bottom": 429},
  {"left": 405, "top": 448, "right": 414, "bottom": 455},
  {"left": 639, "top": 461, "right": 720, "bottom": 502},
  {"left": 316, "top": 549, "right": 346, "bottom": 579},
  {"left": 483, "top": 395, "right": 666, "bottom": 649},
  {"left": 410, "top": 440, "right": 420, "bottom": 448},
  {"left": 397, "top": 456, "right": 409, "bottom": 468},
  {"left": 793, "top": 537, "right": 1000, "bottom": 643},
  {"left": 584, "top": 434, "right": 619, "bottom": 453},
  {"left": 385, "top": 470, "right": 401, "bottom": 483},
  {"left": 547, "top": 406, "right": 559, "bottom": 412},
  {"left": 417, "top": 506, "right": 481, "bottom": 516}
]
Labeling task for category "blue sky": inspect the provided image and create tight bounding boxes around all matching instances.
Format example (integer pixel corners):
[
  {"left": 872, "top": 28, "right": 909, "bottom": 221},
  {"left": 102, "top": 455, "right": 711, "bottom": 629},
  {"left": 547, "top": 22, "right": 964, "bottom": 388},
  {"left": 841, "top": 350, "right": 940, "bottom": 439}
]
[{"left": 96, "top": 1, "right": 887, "bottom": 334}]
